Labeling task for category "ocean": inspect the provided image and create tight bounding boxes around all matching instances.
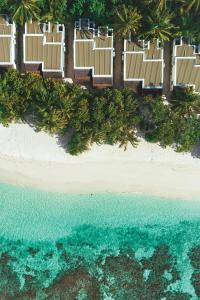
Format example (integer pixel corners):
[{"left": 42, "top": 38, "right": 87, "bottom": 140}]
[{"left": 0, "top": 182, "right": 200, "bottom": 299}]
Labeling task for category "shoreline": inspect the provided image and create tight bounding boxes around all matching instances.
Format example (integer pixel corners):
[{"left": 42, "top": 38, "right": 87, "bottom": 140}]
[
  {"left": 0, "top": 124, "right": 200, "bottom": 200},
  {"left": 0, "top": 153, "right": 200, "bottom": 200}
]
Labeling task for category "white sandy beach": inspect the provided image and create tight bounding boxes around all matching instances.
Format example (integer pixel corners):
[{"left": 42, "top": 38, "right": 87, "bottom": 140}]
[{"left": 0, "top": 123, "right": 200, "bottom": 199}]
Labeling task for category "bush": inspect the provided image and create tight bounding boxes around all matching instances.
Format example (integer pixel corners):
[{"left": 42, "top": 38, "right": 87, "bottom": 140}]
[
  {"left": 137, "top": 95, "right": 174, "bottom": 147},
  {"left": 0, "top": 71, "right": 200, "bottom": 156}
]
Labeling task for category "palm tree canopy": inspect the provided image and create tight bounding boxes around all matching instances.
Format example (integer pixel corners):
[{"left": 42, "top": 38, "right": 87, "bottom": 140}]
[
  {"left": 176, "top": 15, "right": 200, "bottom": 44},
  {"left": 40, "top": 0, "right": 66, "bottom": 23},
  {"left": 149, "top": 0, "right": 185, "bottom": 11},
  {"left": 157, "top": 0, "right": 167, "bottom": 10},
  {"left": 171, "top": 87, "right": 200, "bottom": 116},
  {"left": 114, "top": 5, "right": 142, "bottom": 38},
  {"left": 10, "top": 0, "right": 39, "bottom": 25},
  {"left": 144, "top": 8, "right": 175, "bottom": 43},
  {"left": 186, "top": 0, "right": 200, "bottom": 13}
]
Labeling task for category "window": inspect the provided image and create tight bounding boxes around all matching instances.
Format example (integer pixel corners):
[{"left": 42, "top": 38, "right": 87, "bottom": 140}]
[
  {"left": 157, "top": 40, "right": 162, "bottom": 49},
  {"left": 45, "top": 23, "right": 49, "bottom": 32},
  {"left": 194, "top": 46, "right": 199, "bottom": 54},
  {"left": 175, "top": 38, "right": 181, "bottom": 46},
  {"left": 58, "top": 25, "right": 63, "bottom": 32},
  {"left": 108, "top": 29, "right": 113, "bottom": 37},
  {"left": 143, "top": 41, "right": 149, "bottom": 49}
]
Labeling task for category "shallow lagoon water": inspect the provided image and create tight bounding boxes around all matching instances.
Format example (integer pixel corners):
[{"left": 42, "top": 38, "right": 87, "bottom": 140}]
[{"left": 0, "top": 182, "right": 200, "bottom": 299}]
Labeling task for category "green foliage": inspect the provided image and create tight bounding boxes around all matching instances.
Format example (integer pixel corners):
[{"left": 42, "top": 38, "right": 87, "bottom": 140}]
[
  {"left": 175, "top": 15, "right": 200, "bottom": 44},
  {"left": 32, "top": 79, "right": 73, "bottom": 134},
  {"left": 171, "top": 86, "right": 200, "bottom": 116},
  {"left": 171, "top": 87, "right": 200, "bottom": 152},
  {"left": 67, "top": 0, "right": 115, "bottom": 24},
  {"left": 0, "top": 71, "right": 200, "bottom": 156},
  {"left": 0, "top": 70, "right": 36, "bottom": 125},
  {"left": 68, "top": 88, "right": 139, "bottom": 154},
  {"left": 0, "top": 0, "right": 199, "bottom": 42},
  {"left": 143, "top": 8, "right": 175, "bottom": 43},
  {"left": 67, "top": 133, "right": 91, "bottom": 155},
  {"left": 39, "top": 0, "right": 68, "bottom": 23},
  {"left": 10, "top": 0, "right": 40, "bottom": 25},
  {"left": 0, "top": 71, "right": 138, "bottom": 155},
  {"left": 90, "top": 89, "right": 139, "bottom": 148},
  {"left": 138, "top": 95, "right": 174, "bottom": 146},
  {"left": 186, "top": 0, "right": 200, "bottom": 13},
  {"left": 0, "top": 0, "right": 9, "bottom": 14},
  {"left": 114, "top": 5, "right": 142, "bottom": 38},
  {"left": 173, "top": 113, "right": 200, "bottom": 152}
]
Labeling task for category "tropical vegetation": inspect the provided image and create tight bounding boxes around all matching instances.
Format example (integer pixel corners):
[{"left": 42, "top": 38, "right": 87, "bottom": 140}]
[
  {"left": 143, "top": 8, "right": 175, "bottom": 42},
  {"left": 0, "top": 0, "right": 199, "bottom": 44},
  {"left": 0, "top": 1, "right": 200, "bottom": 155},
  {"left": 186, "top": 0, "right": 200, "bottom": 13},
  {"left": 114, "top": 5, "right": 142, "bottom": 39},
  {"left": 10, "top": 0, "right": 40, "bottom": 25},
  {"left": 0, "top": 70, "right": 200, "bottom": 155}
]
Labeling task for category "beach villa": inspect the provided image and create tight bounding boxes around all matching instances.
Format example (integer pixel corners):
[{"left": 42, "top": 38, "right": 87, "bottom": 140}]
[
  {"left": 123, "top": 39, "right": 164, "bottom": 91},
  {"left": 74, "top": 18, "right": 114, "bottom": 88},
  {"left": 2, "top": 14, "right": 200, "bottom": 96},
  {"left": 23, "top": 21, "right": 65, "bottom": 78},
  {"left": 0, "top": 15, "right": 16, "bottom": 71},
  {"left": 172, "top": 37, "right": 200, "bottom": 93}
]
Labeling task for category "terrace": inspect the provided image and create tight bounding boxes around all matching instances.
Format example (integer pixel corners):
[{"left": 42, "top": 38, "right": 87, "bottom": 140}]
[
  {"left": 123, "top": 39, "right": 164, "bottom": 90},
  {"left": 173, "top": 38, "right": 200, "bottom": 93},
  {"left": 23, "top": 21, "right": 65, "bottom": 78},
  {"left": 0, "top": 15, "right": 16, "bottom": 71},
  {"left": 74, "top": 18, "right": 114, "bottom": 88}
]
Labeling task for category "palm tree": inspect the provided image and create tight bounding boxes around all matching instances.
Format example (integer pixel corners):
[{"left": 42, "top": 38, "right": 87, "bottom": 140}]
[
  {"left": 40, "top": 0, "right": 66, "bottom": 24},
  {"left": 144, "top": 8, "right": 175, "bottom": 43},
  {"left": 157, "top": 0, "right": 168, "bottom": 10},
  {"left": 171, "top": 87, "right": 200, "bottom": 116},
  {"left": 10, "top": 0, "right": 39, "bottom": 25},
  {"left": 114, "top": 5, "right": 142, "bottom": 39},
  {"left": 153, "top": 0, "right": 185, "bottom": 11},
  {"left": 186, "top": 0, "right": 200, "bottom": 13},
  {"left": 176, "top": 15, "right": 200, "bottom": 44}
]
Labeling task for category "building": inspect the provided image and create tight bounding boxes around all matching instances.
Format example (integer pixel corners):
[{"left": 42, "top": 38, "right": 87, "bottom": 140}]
[
  {"left": 123, "top": 39, "right": 164, "bottom": 90},
  {"left": 23, "top": 21, "right": 65, "bottom": 78},
  {"left": 0, "top": 15, "right": 16, "bottom": 71},
  {"left": 74, "top": 18, "right": 114, "bottom": 88},
  {"left": 172, "top": 37, "right": 200, "bottom": 93}
]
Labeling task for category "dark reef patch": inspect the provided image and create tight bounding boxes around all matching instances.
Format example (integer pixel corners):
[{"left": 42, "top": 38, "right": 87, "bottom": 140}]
[{"left": 0, "top": 222, "right": 199, "bottom": 299}]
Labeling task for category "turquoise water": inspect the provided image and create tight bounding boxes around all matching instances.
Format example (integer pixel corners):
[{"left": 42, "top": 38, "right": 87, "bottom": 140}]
[{"left": 0, "top": 182, "right": 200, "bottom": 299}]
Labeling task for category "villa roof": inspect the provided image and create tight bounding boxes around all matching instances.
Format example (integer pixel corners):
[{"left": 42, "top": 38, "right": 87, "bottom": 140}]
[
  {"left": 0, "top": 15, "right": 15, "bottom": 67},
  {"left": 173, "top": 38, "right": 200, "bottom": 93},
  {"left": 74, "top": 19, "right": 114, "bottom": 78},
  {"left": 23, "top": 21, "right": 65, "bottom": 75},
  {"left": 123, "top": 39, "right": 164, "bottom": 89}
]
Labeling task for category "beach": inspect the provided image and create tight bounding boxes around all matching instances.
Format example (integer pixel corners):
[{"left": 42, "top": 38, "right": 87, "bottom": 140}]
[
  {"left": 0, "top": 123, "right": 200, "bottom": 299},
  {"left": 0, "top": 123, "right": 200, "bottom": 199}
]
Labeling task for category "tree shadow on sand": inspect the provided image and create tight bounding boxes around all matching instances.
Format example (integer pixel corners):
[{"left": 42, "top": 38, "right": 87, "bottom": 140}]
[{"left": 191, "top": 142, "right": 200, "bottom": 158}]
